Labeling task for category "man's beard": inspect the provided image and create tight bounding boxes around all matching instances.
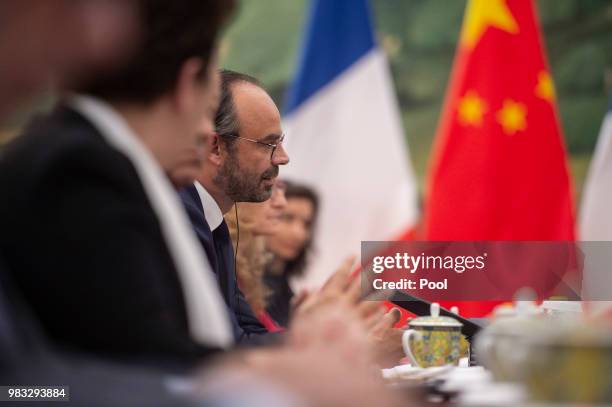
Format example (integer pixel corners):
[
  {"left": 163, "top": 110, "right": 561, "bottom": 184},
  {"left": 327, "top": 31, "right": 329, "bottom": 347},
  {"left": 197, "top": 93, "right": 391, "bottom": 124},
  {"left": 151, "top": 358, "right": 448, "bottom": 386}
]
[{"left": 214, "top": 158, "right": 278, "bottom": 203}]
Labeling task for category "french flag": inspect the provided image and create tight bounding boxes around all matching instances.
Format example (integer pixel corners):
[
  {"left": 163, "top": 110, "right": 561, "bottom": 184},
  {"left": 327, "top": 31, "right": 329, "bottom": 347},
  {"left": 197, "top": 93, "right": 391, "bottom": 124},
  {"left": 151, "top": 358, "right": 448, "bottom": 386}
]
[{"left": 282, "top": 0, "right": 418, "bottom": 289}]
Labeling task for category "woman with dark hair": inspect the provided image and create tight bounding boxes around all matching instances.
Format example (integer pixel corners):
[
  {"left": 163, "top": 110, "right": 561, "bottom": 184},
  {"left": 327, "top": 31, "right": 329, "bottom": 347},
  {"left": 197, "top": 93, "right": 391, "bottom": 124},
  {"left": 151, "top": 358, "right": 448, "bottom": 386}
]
[{"left": 264, "top": 181, "right": 319, "bottom": 327}]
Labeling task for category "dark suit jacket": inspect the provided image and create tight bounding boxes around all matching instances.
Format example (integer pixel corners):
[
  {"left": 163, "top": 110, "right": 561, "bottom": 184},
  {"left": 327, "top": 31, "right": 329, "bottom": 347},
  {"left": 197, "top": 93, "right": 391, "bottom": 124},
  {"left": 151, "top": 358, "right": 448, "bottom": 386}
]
[
  {"left": 0, "top": 259, "right": 214, "bottom": 407},
  {"left": 0, "top": 106, "right": 220, "bottom": 369},
  {"left": 179, "top": 185, "right": 273, "bottom": 345}
]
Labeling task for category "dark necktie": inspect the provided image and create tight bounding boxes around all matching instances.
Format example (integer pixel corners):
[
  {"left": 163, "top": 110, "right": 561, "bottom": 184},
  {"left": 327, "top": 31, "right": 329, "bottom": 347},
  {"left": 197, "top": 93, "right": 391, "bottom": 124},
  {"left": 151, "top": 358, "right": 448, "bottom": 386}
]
[{"left": 212, "top": 220, "right": 235, "bottom": 307}]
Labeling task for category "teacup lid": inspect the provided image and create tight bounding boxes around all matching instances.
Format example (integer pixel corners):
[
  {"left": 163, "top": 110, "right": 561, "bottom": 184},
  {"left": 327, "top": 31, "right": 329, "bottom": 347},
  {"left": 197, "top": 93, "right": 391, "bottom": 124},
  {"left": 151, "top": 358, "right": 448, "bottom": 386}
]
[{"left": 408, "top": 303, "right": 463, "bottom": 328}]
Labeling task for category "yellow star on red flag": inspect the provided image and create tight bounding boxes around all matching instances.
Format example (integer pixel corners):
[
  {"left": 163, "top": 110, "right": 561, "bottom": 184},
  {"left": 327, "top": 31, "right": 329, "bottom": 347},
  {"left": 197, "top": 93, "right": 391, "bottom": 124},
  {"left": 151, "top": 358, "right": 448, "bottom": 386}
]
[
  {"left": 460, "top": 0, "right": 519, "bottom": 49},
  {"left": 496, "top": 99, "right": 527, "bottom": 135},
  {"left": 458, "top": 91, "right": 487, "bottom": 126},
  {"left": 535, "top": 71, "right": 555, "bottom": 102}
]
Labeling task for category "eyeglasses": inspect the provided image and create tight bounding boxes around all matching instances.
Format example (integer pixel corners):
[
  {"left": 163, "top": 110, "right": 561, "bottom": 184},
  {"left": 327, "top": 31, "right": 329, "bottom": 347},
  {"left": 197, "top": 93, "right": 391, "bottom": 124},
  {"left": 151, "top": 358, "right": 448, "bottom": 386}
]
[{"left": 222, "top": 133, "right": 285, "bottom": 160}]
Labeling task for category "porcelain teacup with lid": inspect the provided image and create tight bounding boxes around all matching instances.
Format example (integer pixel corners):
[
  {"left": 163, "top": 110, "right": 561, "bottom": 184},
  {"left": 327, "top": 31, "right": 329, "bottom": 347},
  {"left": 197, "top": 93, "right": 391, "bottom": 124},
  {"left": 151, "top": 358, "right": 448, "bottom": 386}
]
[{"left": 401, "top": 302, "right": 465, "bottom": 367}]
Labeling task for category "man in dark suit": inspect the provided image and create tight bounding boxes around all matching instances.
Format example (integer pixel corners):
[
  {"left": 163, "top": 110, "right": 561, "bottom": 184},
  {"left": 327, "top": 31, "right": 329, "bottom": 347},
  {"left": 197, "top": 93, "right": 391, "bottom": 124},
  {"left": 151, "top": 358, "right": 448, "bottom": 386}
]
[
  {"left": 180, "top": 183, "right": 271, "bottom": 344},
  {"left": 0, "top": 0, "right": 236, "bottom": 370},
  {"left": 180, "top": 71, "right": 290, "bottom": 344}
]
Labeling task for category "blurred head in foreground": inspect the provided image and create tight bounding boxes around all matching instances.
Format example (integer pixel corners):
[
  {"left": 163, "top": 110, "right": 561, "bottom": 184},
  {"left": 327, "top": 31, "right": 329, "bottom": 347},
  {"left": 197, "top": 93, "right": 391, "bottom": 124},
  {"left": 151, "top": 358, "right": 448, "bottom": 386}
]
[{"left": 70, "top": 0, "right": 235, "bottom": 187}]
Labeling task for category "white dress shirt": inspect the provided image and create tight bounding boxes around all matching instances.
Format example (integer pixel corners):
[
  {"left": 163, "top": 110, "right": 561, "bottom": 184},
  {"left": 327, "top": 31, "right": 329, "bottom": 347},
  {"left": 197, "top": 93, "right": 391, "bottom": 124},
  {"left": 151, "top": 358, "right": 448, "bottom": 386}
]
[
  {"left": 194, "top": 181, "right": 224, "bottom": 231},
  {"left": 68, "top": 94, "right": 233, "bottom": 348}
]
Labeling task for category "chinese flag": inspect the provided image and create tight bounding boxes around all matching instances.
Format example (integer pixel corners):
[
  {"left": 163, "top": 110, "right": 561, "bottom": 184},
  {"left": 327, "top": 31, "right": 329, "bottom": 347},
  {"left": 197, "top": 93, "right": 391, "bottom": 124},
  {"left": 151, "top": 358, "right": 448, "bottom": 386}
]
[{"left": 423, "top": 0, "right": 576, "bottom": 317}]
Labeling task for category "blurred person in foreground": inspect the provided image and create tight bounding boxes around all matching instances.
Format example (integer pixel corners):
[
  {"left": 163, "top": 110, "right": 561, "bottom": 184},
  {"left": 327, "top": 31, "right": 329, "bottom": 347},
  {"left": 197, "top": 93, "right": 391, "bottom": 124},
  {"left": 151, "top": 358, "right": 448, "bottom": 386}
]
[
  {"left": 0, "top": 2, "right": 407, "bottom": 406},
  {"left": 224, "top": 180, "right": 288, "bottom": 332},
  {"left": 0, "top": 0, "right": 236, "bottom": 370},
  {"left": 264, "top": 181, "right": 319, "bottom": 327},
  {"left": 0, "top": 1, "right": 220, "bottom": 405}
]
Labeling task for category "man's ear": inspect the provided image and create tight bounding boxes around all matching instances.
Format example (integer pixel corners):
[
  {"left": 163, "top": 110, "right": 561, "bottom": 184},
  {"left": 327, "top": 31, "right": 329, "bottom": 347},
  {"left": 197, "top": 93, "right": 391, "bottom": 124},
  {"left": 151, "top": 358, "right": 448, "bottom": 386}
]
[
  {"left": 208, "top": 133, "right": 224, "bottom": 166},
  {"left": 173, "top": 57, "right": 204, "bottom": 114}
]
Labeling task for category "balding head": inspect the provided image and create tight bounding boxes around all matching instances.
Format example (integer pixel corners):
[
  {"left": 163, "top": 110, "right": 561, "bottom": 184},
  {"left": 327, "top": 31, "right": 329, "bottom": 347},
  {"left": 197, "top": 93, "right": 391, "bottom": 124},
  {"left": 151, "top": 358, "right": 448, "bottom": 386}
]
[{"left": 215, "top": 70, "right": 261, "bottom": 147}]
